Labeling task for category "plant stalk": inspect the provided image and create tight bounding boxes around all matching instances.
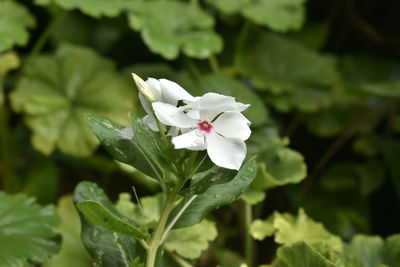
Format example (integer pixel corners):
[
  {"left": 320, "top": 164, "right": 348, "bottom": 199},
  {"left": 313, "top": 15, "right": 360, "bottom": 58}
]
[
  {"left": 208, "top": 55, "right": 221, "bottom": 74},
  {"left": 146, "top": 193, "right": 175, "bottom": 267},
  {"left": 27, "top": 10, "right": 66, "bottom": 61},
  {"left": 245, "top": 202, "right": 254, "bottom": 267}
]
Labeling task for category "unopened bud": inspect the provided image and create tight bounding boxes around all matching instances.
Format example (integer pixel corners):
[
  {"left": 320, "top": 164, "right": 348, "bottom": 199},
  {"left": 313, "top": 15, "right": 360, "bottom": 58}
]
[{"left": 131, "top": 73, "right": 156, "bottom": 102}]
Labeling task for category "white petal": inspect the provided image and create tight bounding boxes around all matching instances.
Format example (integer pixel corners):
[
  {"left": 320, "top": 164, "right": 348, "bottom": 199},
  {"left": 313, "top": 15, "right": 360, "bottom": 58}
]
[
  {"left": 206, "top": 133, "right": 246, "bottom": 170},
  {"left": 186, "top": 109, "right": 200, "bottom": 120},
  {"left": 145, "top": 78, "right": 162, "bottom": 100},
  {"left": 139, "top": 93, "right": 152, "bottom": 114},
  {"left": 142, "top": 114, "right": 159, "bottom": 131},
  {"left": 152, "top": 102, "right": 197, "bottom": 128},
  {"left": 213, "top": 112, "right": 251, "bottom": 140},
  {"left": 167, "top": 126, "right": 179, "bottom": 137},
  {"left": 159, "top": 79, "right": 195, "bottom": 105},
  {"left": 172, "top": 130, "right": 207, "bottom": 151},
  {"left": 197, "top": 93, "right": 250, "bottom": 120},
  {"left": 183, "top": 96, "right": 201, "bottom": 105}
]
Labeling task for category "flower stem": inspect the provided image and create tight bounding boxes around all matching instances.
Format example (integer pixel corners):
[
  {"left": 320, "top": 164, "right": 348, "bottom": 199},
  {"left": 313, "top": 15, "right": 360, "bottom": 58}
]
[
  {"left": 244, "top": 202, "right": 254, "bottom": 267},
  {"left": 27, "top": 10, "right": 66, "bottom": 61},
  {"left": 145, "top": 193, "right": 176, "bottom": 267},
  {"left": 208, "top": 55, "right": 221, "bottom": 74},
  {"left": 171, "top": 253, "right": 193, "bottom": 267},
  {"left": 159, "top": 195, "right": 197, "bottom": 244}
]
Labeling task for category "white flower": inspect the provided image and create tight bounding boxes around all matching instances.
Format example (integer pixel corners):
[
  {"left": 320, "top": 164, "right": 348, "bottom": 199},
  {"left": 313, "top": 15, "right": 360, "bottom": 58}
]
[
  {"left": 132, "top": 73, "right": 195, "bottom": 132},
  {"left": 153, "top": 93, "right": 251, "bottom": 170}
]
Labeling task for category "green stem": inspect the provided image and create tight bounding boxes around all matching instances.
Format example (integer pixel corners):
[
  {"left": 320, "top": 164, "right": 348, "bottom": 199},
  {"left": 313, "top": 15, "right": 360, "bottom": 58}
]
[
  {"left": 184, "top": 57, "right": 201, "bottom": 79},
  {"left": 160, "top": 195, "right": 197, "bottom": 244},
  {"left": 146, "top": 194, "right": 176, "bottom": 267},
  {"left": 245, "top": 202, "right": 254, "bottom": 267},
  {"left": 236, "top": 21, "right": 251, "bottom": 52},
  {"left": 171, "top": 253, "right": 193, "bottom": 267},
  {"left": 208, "top": 55, "right": 221, "bottom": 74},
  {"left": 27, "top": 11, "right": 66, "bottom": 61}
]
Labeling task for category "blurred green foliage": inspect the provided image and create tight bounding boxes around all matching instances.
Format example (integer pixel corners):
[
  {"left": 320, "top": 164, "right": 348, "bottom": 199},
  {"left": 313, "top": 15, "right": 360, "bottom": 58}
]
[{"left": 0, "top": 0, "right": 400, "bottom": 266}]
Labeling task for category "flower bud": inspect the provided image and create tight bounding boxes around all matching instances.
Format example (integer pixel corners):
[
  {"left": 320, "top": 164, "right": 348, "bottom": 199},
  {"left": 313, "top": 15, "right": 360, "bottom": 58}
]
[{"left": 131, "top": 73, "right": 156, "bottom": 102}]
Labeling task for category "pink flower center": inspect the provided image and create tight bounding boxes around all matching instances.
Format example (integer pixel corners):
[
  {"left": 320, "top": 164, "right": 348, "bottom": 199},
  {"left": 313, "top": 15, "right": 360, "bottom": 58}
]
[{"left": 198, "top": 121, "right": 213, "bottom": 133}]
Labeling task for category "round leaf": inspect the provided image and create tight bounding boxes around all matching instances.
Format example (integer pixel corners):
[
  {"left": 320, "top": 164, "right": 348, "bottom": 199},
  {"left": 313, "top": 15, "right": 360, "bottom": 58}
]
[
  {"left": 0, "top": 1, "right": 35, "bottom": 52},
  {"left": 128, "top": 1, "right": 223, "bottom": 60},
  {"left": 10, "top": 44, "right": 135, "bottom": 157},
  {"left": 0, "top": 192, "right": 60, "bottom": 267}
]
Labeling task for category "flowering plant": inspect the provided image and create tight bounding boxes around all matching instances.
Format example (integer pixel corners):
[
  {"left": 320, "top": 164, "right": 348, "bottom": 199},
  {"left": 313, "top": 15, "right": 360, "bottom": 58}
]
[{"left": 75, "top": 74, "right": 257, "bottom": 267}]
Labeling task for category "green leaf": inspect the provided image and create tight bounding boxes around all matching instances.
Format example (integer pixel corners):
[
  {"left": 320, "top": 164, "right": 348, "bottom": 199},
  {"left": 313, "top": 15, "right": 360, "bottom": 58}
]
[
  {"left": 305, "top": 106, "right": 362, "bottom": 137},
  {"left": 287, "top": 23, "right": 329, "bottom": 50},
  {"left": 193, "top": 74, "right": 268, "bottom": 126},
  {"left": 10, "top": 44, "right": 135, "bottom": 157},
  {"left": 86, "top": 114, "right": 164, "bottom": 180},
  {"left": 0, "top": 51, "right": 20, "bottom": 76},
  {"left": 35, "top": 0, "right": 135, "bottom": 18},
  {"left": 205, "top": 0, "right": 248, "bottom": 14},
  {"left": 0, "top": 1, "right": 35, "bottom": 52},
  {"left": 249, "top": 127, "right": 307, "bottom": 191},
  {"left": 383, "top": 235, "right": 400, "bottom": 267},
  {"left": 77, "top": 201, "right": 147, "bottom": 240},
  {"left": 241, "top": 0, "right": 307, "bottom": 32},
  {"left": 0, "top": 51, "right": 20, "bottom": 106},
  {"left": 339, "top": 54, "right": 400, "bottom": 97},
  {"left": 344, "top": 235, "right": 384, "bottom": 267},
  {"left": 22, "top": 163, "right": 60, "bottom": 204},
  {"left": 340, "top": 234, "right": 400, "bottom": 267},
  {"left": 353, "top": 135, "right": 381, "bottom": 157},
  {"left": 74, "top": 181, "right": 145, "bottom": 267},
  {"left": 206, "top": 0, "right": 306, "bottom": 32},
  {"left": 116, "top": 193, "right": 164, "bottom": 227},
  {"left": 269, "top": 88, "right": 333, "bottom": 113},
  {"left": 43, "top": 196, "right": 92, "bottom": 267},
  {"left": 214, "top": 249, "right": 246, "bottom": 267},
  {"left": 249, "top": 217, "right": 274, "bottom": 240},
  {"left": 361, "top": 81, "right": 400, "bottom": 97},
  {"left": 296, "top": 185, "right": 370, "bottom": 241},
  {"left": 319, "top": 161, "right": 385, "bottom": 195},
  {"left": 275, "top": 242, "right": 336, "bottom": 267},
  {"left": 236, "top": 31, "right": 338, "bottom": 112},
  {"left": 116, "top": 193, "right": 217, "bottom": 259},
  {"left": 240, "top": 189, "right": 266, "bottom": 205},
  {"left": 0, "top": 192, "right": 60, "bottom": 267},
  {"left": 128, "top": 1, "right": 222, "bottom": 59},
  {"left": 165, "top": 219, "right": 217, "bottom": 259},
  {"left": 251, "top": 209, "right": 342, "bottom": 252},
  {"left": 128, "top": 112, "right": 172, "bottom": 176},
  {"left": 169, "top": 157, "right": 257, "bottom": 229},
  {"left": 273, "top": 209, "right": 343, "bottom": 251}
]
